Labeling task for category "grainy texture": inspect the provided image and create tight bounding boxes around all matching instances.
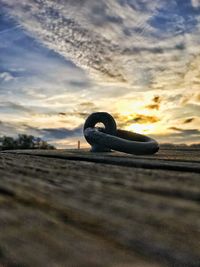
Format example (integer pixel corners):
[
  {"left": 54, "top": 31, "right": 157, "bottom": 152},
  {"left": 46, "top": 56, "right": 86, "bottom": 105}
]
[{"left": 0, "top": 148, "right": 200, "bottom": 267}]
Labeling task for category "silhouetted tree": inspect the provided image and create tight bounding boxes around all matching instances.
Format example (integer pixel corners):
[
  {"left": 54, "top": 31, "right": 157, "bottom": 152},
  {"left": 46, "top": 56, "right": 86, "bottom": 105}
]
[
  {"left": 17, "top": 134, "right": 35, "bottom": 149},
  {"left": 0, "top": 135, "right": 55, "bottom": 150},
  {"left": 1, "top": 136, "right": 17, "bottom": 150}
]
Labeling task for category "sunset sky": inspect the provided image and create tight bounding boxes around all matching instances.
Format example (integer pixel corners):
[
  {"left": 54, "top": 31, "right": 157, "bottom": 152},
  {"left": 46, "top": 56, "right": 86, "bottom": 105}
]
[{"left": 0, "top": 0, "right": 200, "bottom": 148}]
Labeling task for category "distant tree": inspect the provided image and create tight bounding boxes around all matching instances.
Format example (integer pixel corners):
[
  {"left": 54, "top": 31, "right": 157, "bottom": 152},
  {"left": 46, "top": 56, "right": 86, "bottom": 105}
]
[
  {"left": 34, "top": 137, "right": 42, "bottom": 149},
  {"left": 190, "top": 144, "right": 200, "bottom": 149},
  {"left": 0, "top": 134, "right": 55, "bottom": 151},
  {"left": 17, "top": 134, "right": 35, "bottom": 149},
  {"left": 33, "top": 137, "right": 55, "bottom": 150},
  {"left": 1, "top": 136, "right": 17, "bottom": 150}
]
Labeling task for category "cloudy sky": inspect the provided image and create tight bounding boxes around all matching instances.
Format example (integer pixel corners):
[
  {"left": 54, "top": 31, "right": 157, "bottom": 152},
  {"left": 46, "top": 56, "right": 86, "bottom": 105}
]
[{"left": 0, "top": 0, "right": 200, "bottom": 148}]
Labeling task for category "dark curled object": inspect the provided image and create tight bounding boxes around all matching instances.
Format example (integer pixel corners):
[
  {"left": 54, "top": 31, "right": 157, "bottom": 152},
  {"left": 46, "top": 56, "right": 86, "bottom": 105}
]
[{"left": 83, "top": 112, "right": 159, "bottom": 155}]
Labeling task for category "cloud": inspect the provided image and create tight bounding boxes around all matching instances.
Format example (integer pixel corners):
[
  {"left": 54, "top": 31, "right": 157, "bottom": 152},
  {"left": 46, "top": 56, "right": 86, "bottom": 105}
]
[
  {"left": 0, "top": 119, "right": 82, "bottom": 137},
  {"left": 40, "top": 126, "right": 82, "bottom": 140},
  {"left": 183, "top": 117, "right": 195, "bottom": 123},
  {"left": 169, "top": 126, "right": 200, "bottom": 135},
  {"left": 0, "top": 121, "right": 24, "bottom": 137},
  {"left": 1, "top": 0, "right": 199, "bottom": 94},
  {"left": 127, "top": 114, "right": 159, "bottom": 124},
  {"left": 1, "top": 0, "right": 200, "bottom": 90},
  {"left": 112, "top": 112, "right": 160, "bottom": 129},
  {"left": 0, "top": 72, "right": 15, "bottom": 82},
  {"left": 0, "top": 101, "right": 32, "bottom": 113},
  {"left": 146, "top": 95, "right": 161, "bottom": 110},
  {"left": 181, "top": 92, "right": 200, "bottom": 106},
  {"left": 0, "top": 0, "right": 161, "bottom": 83},
  {"left": 191, "top": 0, "right": 200, "bottom": 8},
  {"left": 0, "top": 25, "right": 21, "bottom": 35},
  {"left": 153, "top": 130, "right": 200, "bottom": 144}
]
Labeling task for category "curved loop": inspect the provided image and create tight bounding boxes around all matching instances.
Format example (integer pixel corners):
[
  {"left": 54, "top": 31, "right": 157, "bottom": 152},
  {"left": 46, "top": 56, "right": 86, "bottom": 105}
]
[
  {"left": 84, "top": 112, "right": 159, "bottom": 155},
  {"left": 83, "top": 112, "right": 117, "bottom": 152}
]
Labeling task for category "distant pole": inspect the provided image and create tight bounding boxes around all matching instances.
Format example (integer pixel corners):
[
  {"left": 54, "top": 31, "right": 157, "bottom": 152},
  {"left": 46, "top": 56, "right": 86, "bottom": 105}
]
[{"left": 78, "top": 140, "right": 80, "bottom": 150}]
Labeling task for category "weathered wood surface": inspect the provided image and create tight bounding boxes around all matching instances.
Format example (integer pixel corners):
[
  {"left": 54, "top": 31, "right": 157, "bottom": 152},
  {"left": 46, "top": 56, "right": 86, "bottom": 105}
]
[
  {"left": 0, "top": 148, "right": 200, "bottom": 267},
  {"left": 3, "top": 148, "right": 200, "bottom": 172}
]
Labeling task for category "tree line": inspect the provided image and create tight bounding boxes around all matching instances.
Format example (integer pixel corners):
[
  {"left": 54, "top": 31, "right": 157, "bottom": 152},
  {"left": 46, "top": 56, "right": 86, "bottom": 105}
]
[{"left": 0, "top": 134, "right": 55, "bottom": 151}]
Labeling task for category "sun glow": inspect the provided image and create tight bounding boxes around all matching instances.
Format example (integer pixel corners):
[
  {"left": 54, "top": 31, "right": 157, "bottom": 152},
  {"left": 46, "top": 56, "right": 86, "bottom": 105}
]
[
  {"left": 125, "top": 123, "right": 157, "bottom": 134},
  {"left": 115, "top": 98, "right": 165, "bottom": 135}
]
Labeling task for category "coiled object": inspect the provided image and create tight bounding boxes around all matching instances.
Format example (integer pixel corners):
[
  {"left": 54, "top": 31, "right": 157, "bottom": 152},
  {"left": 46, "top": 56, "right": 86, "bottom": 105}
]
[{"left": 83, "top": 112, "right": 159, "bottom": 155}]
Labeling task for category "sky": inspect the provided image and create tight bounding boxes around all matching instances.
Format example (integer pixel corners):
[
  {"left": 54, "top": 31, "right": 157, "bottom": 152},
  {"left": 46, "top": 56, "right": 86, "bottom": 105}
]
[{"left": 0, "top": 0, "right": 200, "bottom": 148}]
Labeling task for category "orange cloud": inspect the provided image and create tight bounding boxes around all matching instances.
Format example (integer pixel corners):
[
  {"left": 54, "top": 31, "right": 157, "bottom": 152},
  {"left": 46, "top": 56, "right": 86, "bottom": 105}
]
[
  {"left": 128, "top": 114, "right": 160, "bottom": 124},
  {"left": 184, "top": 118, "right": 194, "bottom": 124},
  {"left": 146, "top": 95, "right": 161, "bottom": 110},
  {"left": 115, "top": 113, "right": 160, "bottom": 128}
]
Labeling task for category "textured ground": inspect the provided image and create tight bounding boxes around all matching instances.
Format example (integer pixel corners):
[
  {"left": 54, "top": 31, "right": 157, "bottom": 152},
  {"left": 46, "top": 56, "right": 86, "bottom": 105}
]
[{"left": 0, "top": 148, "right": 200, "bottom": 267}]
